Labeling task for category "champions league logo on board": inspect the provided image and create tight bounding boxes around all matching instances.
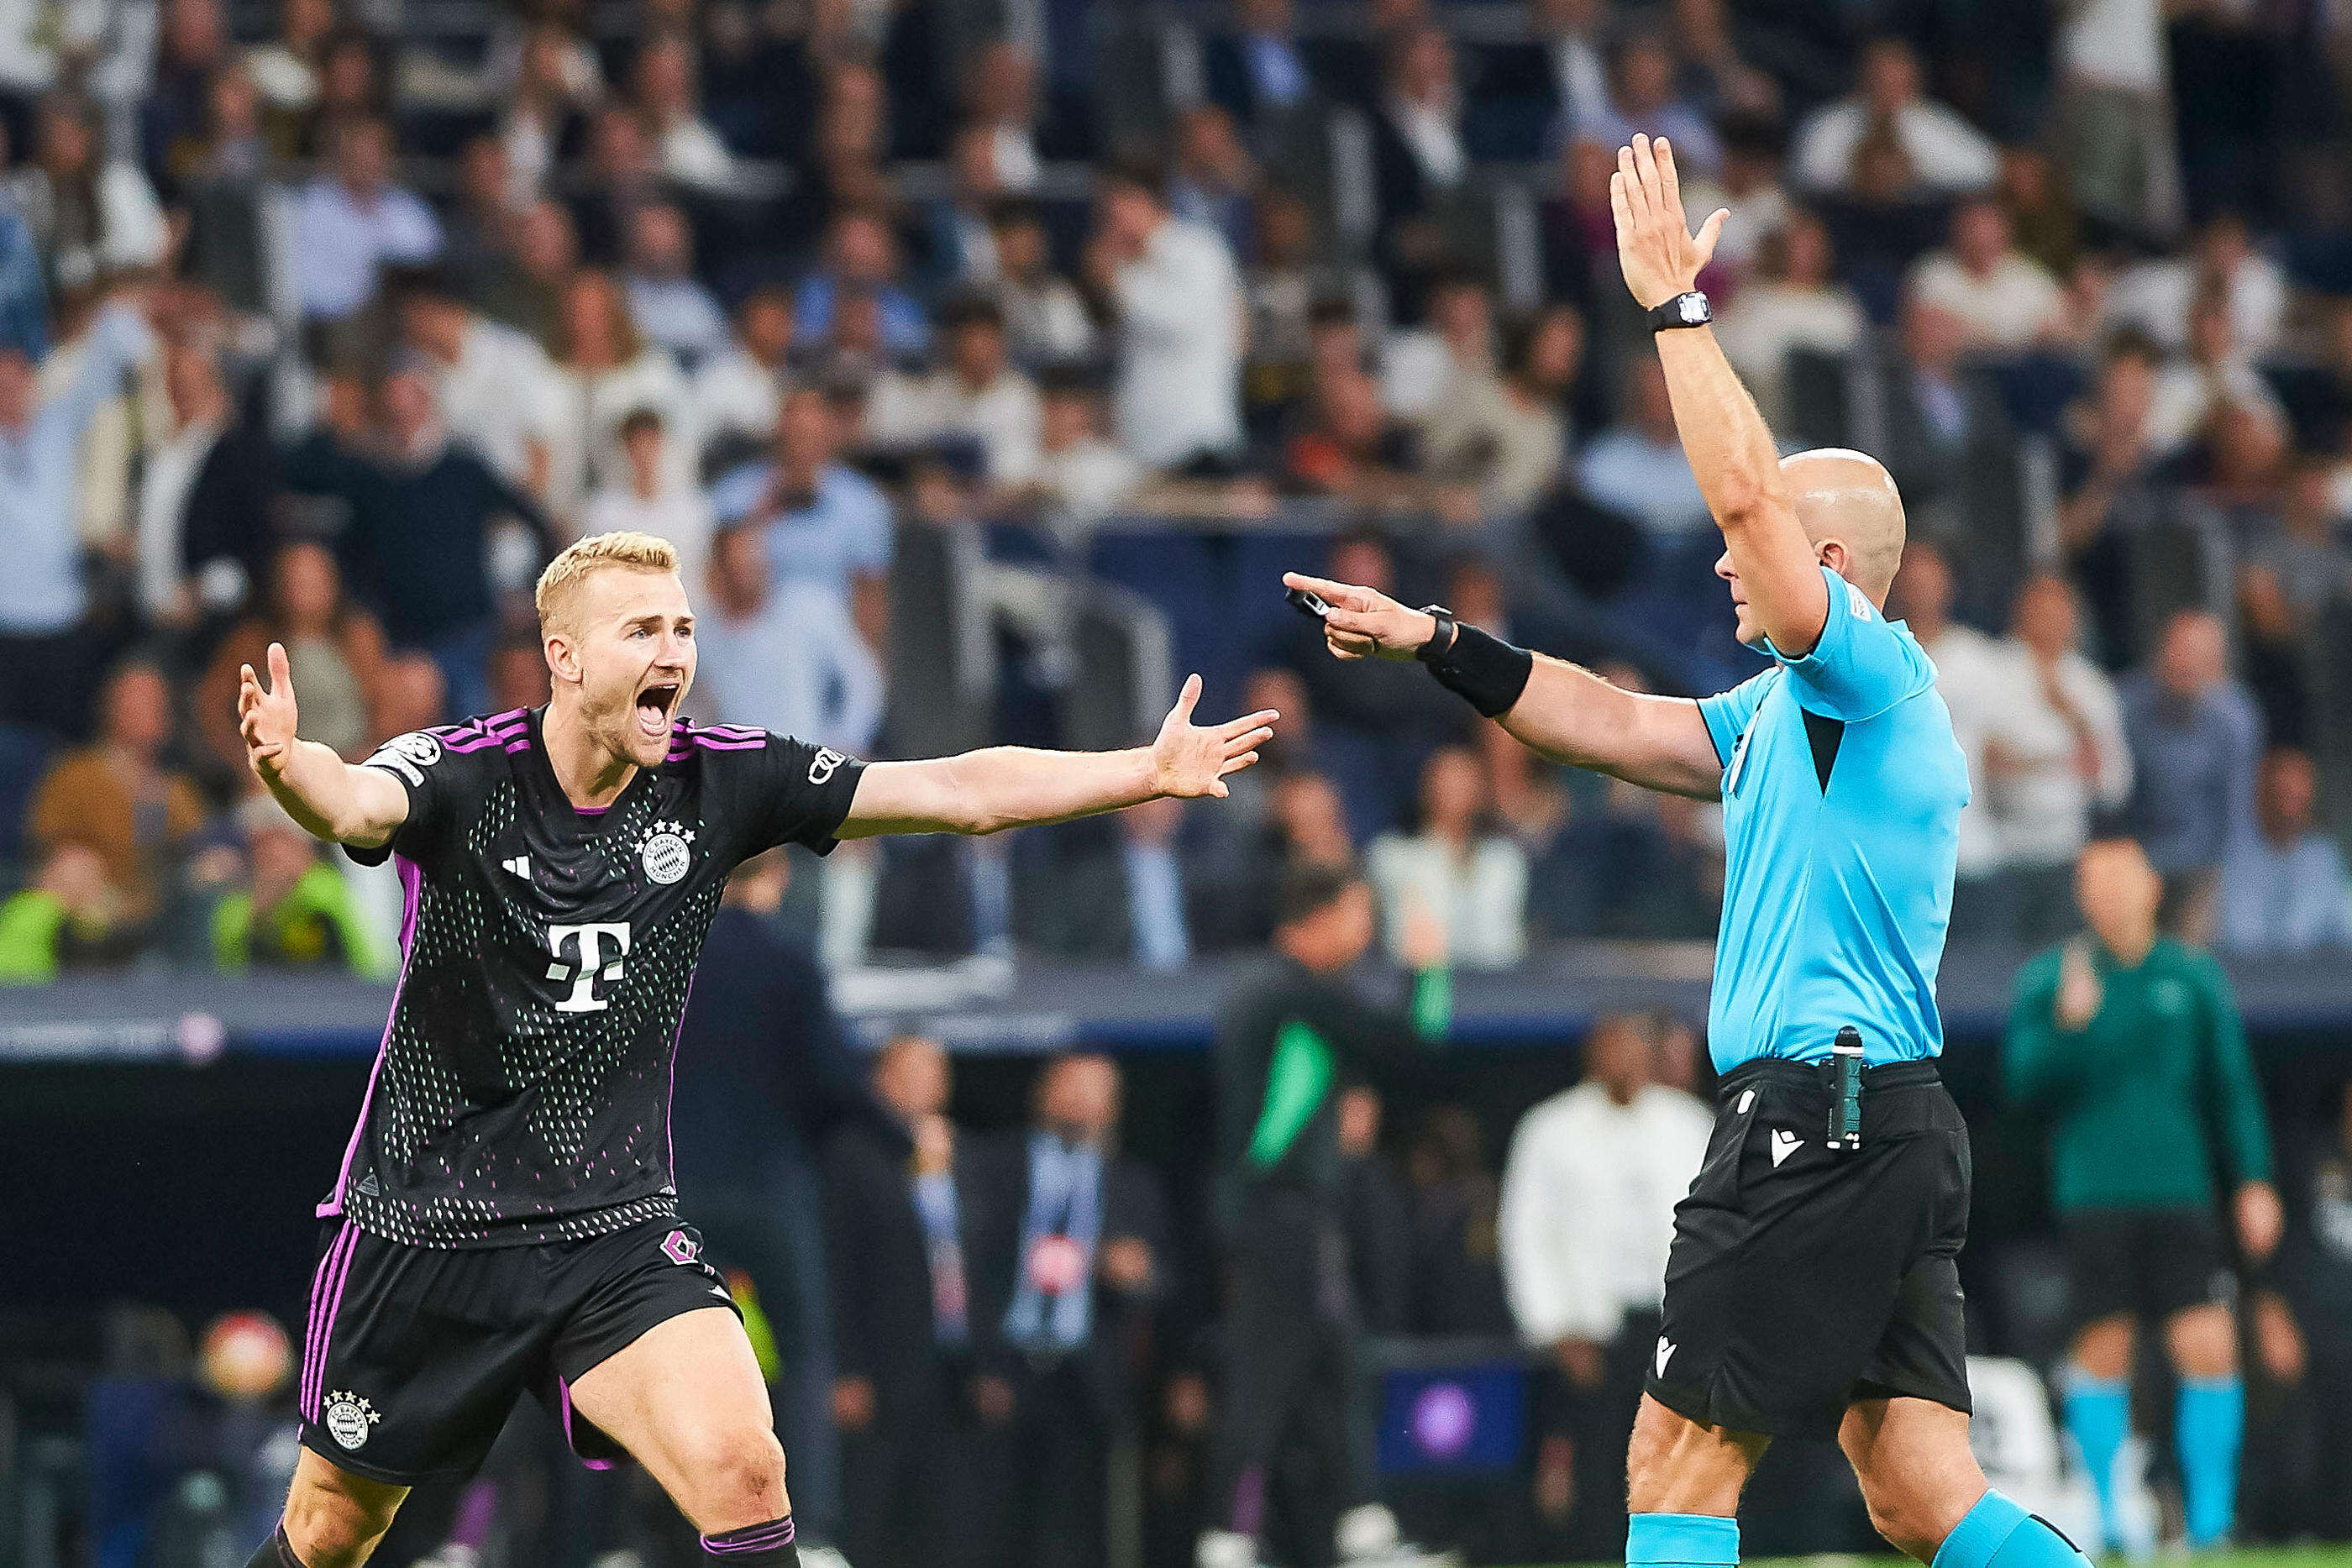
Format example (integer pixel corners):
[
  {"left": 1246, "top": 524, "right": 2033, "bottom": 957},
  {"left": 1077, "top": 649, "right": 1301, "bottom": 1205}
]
[
  {"left": 638, "top": 820, "right": 696, "bottom": 885},
  {"left": 323, "top": 1391, "right": 381, "bottom": 1451}
]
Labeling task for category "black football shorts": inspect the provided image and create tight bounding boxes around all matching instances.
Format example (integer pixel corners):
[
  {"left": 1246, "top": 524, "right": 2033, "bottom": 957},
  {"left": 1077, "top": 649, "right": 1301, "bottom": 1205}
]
[
  {"left": 2061, "top": 1207, "right": 2235, "bottom": 1327},
  {"left": 296, "top": 1215, "right": 741, "bottom": 1483},
  {"left": 1646, "top": 1058, "right": 1974, "bottom": 1442}
]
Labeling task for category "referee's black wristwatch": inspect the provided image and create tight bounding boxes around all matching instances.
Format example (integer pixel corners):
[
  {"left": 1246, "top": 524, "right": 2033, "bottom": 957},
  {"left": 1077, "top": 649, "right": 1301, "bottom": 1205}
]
[
  {"left": 1648, "top": 290, "right": 1712, "bottom": 333},
  {"left": 1414, "top": 606, "right": 1458, "bottom": 663}
]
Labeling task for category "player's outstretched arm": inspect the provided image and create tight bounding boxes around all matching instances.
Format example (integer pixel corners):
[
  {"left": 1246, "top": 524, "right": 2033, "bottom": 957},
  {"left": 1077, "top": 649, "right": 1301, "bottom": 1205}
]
[
  {"left": 1611, "top": 133, "right": 1829, "bottom": 658},
  {"left": 1280, "top": 572, "right": 1722, "bottom": 800},
  {"left": 837, "top": 674, "right": 1277, "bottom": 837},
  {"left": 239, "top": 642, "right": 411, "bottom": 849}
]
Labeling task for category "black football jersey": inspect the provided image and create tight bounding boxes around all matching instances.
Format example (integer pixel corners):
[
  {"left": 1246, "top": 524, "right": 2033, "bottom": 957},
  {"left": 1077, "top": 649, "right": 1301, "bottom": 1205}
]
[{"left": 329, "top": 707, "right": 865, "bottom": 1247}]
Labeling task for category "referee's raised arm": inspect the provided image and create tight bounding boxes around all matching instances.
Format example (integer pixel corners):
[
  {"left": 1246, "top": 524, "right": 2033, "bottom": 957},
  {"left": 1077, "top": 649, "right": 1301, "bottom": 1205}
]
[{"left": 1609, "top": 133, "right": 1830, "bottom": 659}]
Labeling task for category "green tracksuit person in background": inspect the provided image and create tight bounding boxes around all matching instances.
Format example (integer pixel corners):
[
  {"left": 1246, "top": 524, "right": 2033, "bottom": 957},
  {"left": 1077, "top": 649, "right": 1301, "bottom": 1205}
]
[{"left": 2007, "top": 838, "right": 2281, "bottom": 1552}]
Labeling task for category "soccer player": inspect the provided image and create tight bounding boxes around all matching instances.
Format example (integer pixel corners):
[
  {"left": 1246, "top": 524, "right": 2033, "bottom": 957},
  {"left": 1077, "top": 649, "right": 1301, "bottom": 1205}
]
[
  {"left": 2007, "top": 836, "right": 2279, "bottom": 1552},
  {"left": 1282, "top": 134, "right": 2094, "bottom": 1568},
  {"left": 233, "top": 531, "right": 1276, "bottom": 1568}
]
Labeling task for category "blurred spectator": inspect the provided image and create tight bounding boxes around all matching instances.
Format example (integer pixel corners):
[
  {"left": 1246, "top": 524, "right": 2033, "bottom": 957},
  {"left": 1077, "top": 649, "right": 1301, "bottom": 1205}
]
[
  {"left": 2273, "top": 1081, "right": 2352, "bottom": 1539},
  {"left": 1661, "top": 0, "right": 1777, "bottom": 123},
  {"left": 2220, "top": 747, "right": 2352, "bottom": 956},
  {"left": 1205, "top": 0, "right": 1324, "bottom": 126},
  {"left": 244, "top": 0, "right": 333, "bottom": 150},
  {"left": 622, "top": 200, "right": 728, "bottom": 368},
  {"left": 1367, "top": 745, "right": 1528, "bottom": 969},
  {"left": 581, "top": 406, "right": 715, "bottom": 588},
  {"left": 168, "top": 61, "right": 266, "bottom": 191},
  {"left": 291, "top": 114, "right": 440, "bottom": 323},
  {"left": 1577, "top": 30, "right": 1721, "bottom": 178},
  {"left": 2057, "top": 330, "right": 2167, "bottom": 660},
  {"left": 1279, "top": 361, "right": 1418, "bottom": 505},
  {"left": 211, "top": 796, "right": 376, "bottom": 974},
  {"left": 391, "top": 265, "right": 560, "bottom": 497},
  {"left": 1169, "top": 106, "right": 1258, "bottom": 268},
  {"left": 475, "top": 196, "right": 580, "bottom": 351},
  {"left": 5, "top": 94, "right": 168, "bottom": 299},
  {"left": 1712, "top": 211, "right": 1864, "bottom": 430},
  {"left": 303, "top": 29, "right": 388, "bottom": 152},
  {"left": 2006, "top": 836, "right": 2278, "bottom": 1555},
  {"left": 632, "top": 30, "right": 734, "bottom": 191},
  {"left": 1904, "top": 196, "right": 2066, "bottom": 349},
  {"left": 1019, "top": 369, "right": 1140, "bottom": 536},
  {"left": 2104, "top": 211, "right": 2286, "bottom": 357},
  {"left": 1890, "top": 543, "right": 2006, "bottom": 914},
  {"left": 710, "top": 385, "right": 895, "bottom": 667},
  {"left": 198, "top": 541, "right": 386, "bottom": 772},
  {"left": 1380, "top": 266, "right": 1494, "bottom": 427},
  {"left": 2053, "top": 0, "right": 2178, "bottom": 235},
  {"left": 691, "top": 284, "right": 795, "bottom": 457},
  {"left": 1982, "top": 575, "right": 2134, "bottom": 944},
  {"left": 1706, "top": 113, "right": 1793, "bottom": 281},
  {"left": 697, "top": 517, "right": 885, "bottom": 756},
  {"left": 1404, "top": 1104, "right": 1513, "bottom": 1335},
  {"left": 1499, "top": 1011, "right": 1711, "bottom": 1555},
  {"left": 921, "top": 123, "right": 1009, "bottom": 296},
  {"left": 1336, "top": 1083, "right": 1414, "bottom": 1335},
  {"left": 961, "top": 40, "right": 1048, "bottom": 192},
  {"left": 868, "top": 295, "right": 1042, "bottom": 487},
  {"left": 141, "top": 0, "right": 234, "bottom": 186},
  {"left": 1997, "top": 144, "right": 2082, "bottom": 281},
  {"left": 26, "top": 658, "right": 206, "bottom": 930},
  {"left": 966, "top": 1053, "right": 1169, "bottom": 1568},
  {"left": 338, "top": 365, "right": 557, "bottom": 720},
  {"left": 1089, "top": 163, "right": 1242, "bottom": 471},
  {"left": 135, "top": 341, "right": 279, "bottom": 634},
  {"left": 1423, "top": 302, "right": 1582, "bottom": 515},
  {"left": 2147, "top": 287, "right": 2290, "bottom": 456},
  {"left": 1876, "top": 298, "right": 2008, "bottom": 547},
  {"left": 985, "top": 202, "right": 1095, "bottom": 367},
  {"left": 1577, "top": 356, "right": 1709, "bottom": 540},
  {"left": 0, "top": 200, "right": 45, "bottom": 359},
  {"left": 547, "top": 267, "right": 697, "bottom": 517},
  {"left": 1015, "top": 797, "right": 1195, "bottom": 969},
  {"left": 1790, "top": 38, "right": 1998, "bottom": 196},
  {"left": 825, "top": 1033, "right": 990, "bottom": 1568},
  {"left": 496, "top": 20, "right": 591, "bottom": 204},
  {"left": 1469, "top": 0, "right": 1609, "bottom": 158},
  {"left": 2121, "top": 609, "right": 2262, "bottom": 941},
  {"left": 2236, "top": 457, "right": 2348, "bottom": 746},
  {"left": 481, "top": 0, "right": 602, "bottom": 107},
  {"left": 0, "top": 296, "right": 154, "bottom": 737},
  {"left": 0, "top": 841, "right": 136, "bottom": 982},
  {"left": 1369, "top": 24, "right": 1467, "bottom": 252},
  {"left": 795, "top": 207, "right": 930, "bottom": 362}
]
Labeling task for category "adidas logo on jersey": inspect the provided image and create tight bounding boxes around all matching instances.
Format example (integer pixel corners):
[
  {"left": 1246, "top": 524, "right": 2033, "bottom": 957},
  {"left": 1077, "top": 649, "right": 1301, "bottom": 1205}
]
[
  {"left": 502, "top": 855, "right": 530, "bottom": 879},
  {"left": 1770, "top": 1128, "right": 1803, "bottom": 1167}
]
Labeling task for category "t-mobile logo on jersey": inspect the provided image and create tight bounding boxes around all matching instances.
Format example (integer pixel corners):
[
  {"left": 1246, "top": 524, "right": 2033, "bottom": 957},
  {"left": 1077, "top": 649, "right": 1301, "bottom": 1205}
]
[{"left": 546, "top": 923, "right": 633, "bottom": 1012}]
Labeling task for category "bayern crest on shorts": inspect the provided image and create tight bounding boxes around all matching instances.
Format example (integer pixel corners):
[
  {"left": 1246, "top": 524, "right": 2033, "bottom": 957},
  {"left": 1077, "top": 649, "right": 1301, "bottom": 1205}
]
[{"left": 323, "top": 1390, "right": 381, "bottom": 1450}]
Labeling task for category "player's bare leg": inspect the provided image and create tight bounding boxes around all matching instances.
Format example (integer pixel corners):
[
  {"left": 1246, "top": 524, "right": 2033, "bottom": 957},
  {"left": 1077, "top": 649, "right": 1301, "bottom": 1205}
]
[
  {"left": 271, "top": 1448, "right": 407, "bottom": 1568},
  {"left": 567, "top": 1305, "right": 799, "bottom": 1556},
  {"left": 1839, "top": 1397, "right": 1987, "bottom": 1561},
  {"left": 1625, "top": 1394, "right": 1768, "bottom": 1516}
]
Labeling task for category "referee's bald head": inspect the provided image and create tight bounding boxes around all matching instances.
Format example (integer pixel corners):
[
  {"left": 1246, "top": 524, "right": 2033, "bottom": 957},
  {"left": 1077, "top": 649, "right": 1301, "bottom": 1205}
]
[{"left": 1781, "top": 448, "right": 1907, "bottom": 606}]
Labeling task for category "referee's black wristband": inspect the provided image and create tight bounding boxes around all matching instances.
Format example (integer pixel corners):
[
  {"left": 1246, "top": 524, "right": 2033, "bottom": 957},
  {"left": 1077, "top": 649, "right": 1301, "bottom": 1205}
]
[{"left": 1418, "top": 616, "right": 1533, "bottom": 718}]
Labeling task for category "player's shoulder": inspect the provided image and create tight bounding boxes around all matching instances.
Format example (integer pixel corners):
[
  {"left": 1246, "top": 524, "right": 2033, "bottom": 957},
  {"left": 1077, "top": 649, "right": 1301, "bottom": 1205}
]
[{"left": 361, "top": 709, "right": 533, "bottom": 787}]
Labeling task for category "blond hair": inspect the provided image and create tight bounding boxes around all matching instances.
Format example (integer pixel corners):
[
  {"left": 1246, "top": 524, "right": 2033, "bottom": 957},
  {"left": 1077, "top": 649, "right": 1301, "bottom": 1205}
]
[{"left": 534, "top": 532, "right": 681, "bottom": 633}]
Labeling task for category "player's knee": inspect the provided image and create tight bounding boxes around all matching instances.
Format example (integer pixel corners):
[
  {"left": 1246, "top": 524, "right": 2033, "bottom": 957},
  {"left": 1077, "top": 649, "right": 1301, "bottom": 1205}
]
[
  {"left": 1857, "top": 1484, "right": 1944, "bottom": 1563},
  {"left": 281, "top": 1478, "right": 401, "bottom": 1568},
  {"left": 1625, "top": 1398, "right": 1756, "bottom": 1516},
  {"left": 2071, "top": 1316, "right": 2134, "bottom": 1382},
  {"left": 684, "top": 1424, "right": 788, "bottom": 1529},
  {"left": 2166, "top": 1303, "right": 2238, "bottom": 1379}
]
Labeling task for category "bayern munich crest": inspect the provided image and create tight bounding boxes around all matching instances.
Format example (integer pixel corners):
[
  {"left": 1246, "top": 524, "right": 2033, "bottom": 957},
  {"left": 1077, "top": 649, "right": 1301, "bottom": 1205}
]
[
  {"left": 323, "top": 1390, "right": 381, "bottom": 1451},
  {"left": 638, "top": 820, "right": 696, "bottom": 884}
]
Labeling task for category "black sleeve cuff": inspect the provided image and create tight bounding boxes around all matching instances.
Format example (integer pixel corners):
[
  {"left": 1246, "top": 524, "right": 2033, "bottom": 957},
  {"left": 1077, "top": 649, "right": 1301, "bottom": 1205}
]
[{"left": 1422, "top": 623, "right": 1535, "bottom": 718}]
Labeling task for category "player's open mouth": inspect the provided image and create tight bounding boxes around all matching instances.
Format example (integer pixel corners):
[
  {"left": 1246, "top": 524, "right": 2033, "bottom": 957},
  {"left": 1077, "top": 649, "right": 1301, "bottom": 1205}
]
[{"left": 634, "top": 683, "right": 680, "bottom": 738}]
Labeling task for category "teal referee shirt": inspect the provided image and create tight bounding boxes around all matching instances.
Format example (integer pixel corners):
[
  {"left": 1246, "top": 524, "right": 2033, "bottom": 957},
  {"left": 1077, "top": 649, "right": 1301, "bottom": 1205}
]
[{"left": 1697, "top": 565, "right": 1969, "bottom": 1071}]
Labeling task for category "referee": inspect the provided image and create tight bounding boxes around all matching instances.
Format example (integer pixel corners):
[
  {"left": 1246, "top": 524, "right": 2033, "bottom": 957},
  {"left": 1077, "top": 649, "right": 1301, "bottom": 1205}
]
[
  {"left": 1285, "top": 134, "right": 2094, "bottom": 1568},
  {"left": 2006, "top": 836, "right": 2279, "bottom": 1552}
]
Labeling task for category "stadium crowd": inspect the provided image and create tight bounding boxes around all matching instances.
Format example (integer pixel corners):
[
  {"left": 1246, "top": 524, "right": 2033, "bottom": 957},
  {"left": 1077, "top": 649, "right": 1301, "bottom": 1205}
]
[{"left": 13, "top": 0, "right": 2352, "bottom": 1563}]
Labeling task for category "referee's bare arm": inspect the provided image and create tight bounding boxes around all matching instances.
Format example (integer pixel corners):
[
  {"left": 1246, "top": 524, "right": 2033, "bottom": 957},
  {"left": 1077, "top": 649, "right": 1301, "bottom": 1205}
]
[
  {"left": 239, "top": 641, "right": 412, "bottom": 848},
  {"left": 1276, "top": 574, "right": 1723, "bottom": 800},
  {"left": 1610, "top": 132, "right": 1831, "bottom": 659}
]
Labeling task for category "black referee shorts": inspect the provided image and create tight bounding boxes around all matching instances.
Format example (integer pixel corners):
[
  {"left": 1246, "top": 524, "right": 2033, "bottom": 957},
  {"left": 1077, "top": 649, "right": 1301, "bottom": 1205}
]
[
  {"left": 1646, "top": 1059, "right": 1973, "bottom": 1442},
  {"left": 296, "top": 1216, "right": 741, "bottom": 1484},
  {"left": 2062, "top": 1208, "right": 2235, "bottom": 1328}
]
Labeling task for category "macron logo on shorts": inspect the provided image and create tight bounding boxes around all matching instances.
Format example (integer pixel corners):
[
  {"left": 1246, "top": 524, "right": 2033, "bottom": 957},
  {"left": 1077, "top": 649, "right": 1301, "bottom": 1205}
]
[
  {"left": 1655, "top": 1337, "right": 1676, "bottom": 1378},
  {"left": 1771, "top": 1128, "right": 1803, "bottom": 1167}
]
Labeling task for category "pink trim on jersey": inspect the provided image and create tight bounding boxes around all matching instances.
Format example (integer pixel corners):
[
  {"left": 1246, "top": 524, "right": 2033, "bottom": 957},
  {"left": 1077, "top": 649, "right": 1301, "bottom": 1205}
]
[
  {"left": 301, "top": 1221, "right": 359, "bottom": 1419},
  {"left": 556, "top": 1377, "right": 618, "bottom": 1471},
  {"left": 440, "top": 710, "right": 532, "bottom": 753},
  {"left": 297, "top": 1220, "right": 345, "bottom": 1417},
  {"left": 319, "top": 853, "right": 422, "bottom": 1219}
]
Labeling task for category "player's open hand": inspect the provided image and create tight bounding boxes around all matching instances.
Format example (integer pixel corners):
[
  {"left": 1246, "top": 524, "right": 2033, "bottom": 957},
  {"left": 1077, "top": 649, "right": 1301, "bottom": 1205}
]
[
  {"left": 1151, "top": 673, "right": 1278, "bottom": 800},
  {"left": 238, "top": 642, "right": 302, "bottom": 782},
  {"left": 1281, "top": 571, "right": 1438, "bottom": 663},
  {"left": 1609, "top": 133, "right": 1728, "bottom": 312}
]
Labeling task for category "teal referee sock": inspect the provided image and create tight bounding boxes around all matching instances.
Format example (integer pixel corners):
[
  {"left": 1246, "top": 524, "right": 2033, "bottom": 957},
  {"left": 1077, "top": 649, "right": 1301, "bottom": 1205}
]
[
  {"left": 1627, "top": 1512, "right": 1738, "bottom": 1568},
  {"left": 1931, "top": 1489, "right": 2092, "bottom": 1568},
  {"left": 2061, "top": 1375, "right": 2129, "bottom": 1547},
  {"left": 2176, "top": 1376, "right": 2243, "bottom": 1547}
]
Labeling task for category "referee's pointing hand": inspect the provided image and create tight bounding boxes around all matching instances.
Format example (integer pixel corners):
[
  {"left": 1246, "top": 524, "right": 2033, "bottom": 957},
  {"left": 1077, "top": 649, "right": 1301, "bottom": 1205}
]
[{"left": 1282, "top": 571, "right": 1438, "bottom": 663}]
